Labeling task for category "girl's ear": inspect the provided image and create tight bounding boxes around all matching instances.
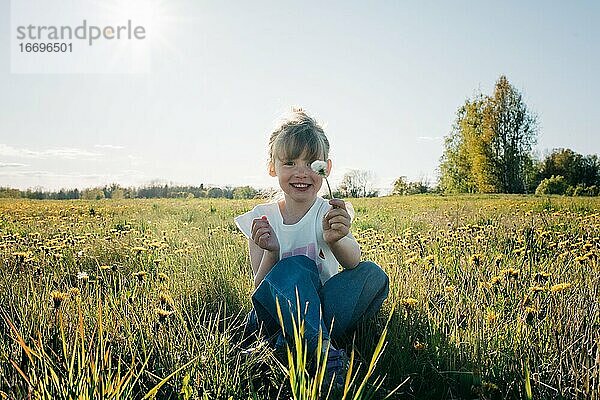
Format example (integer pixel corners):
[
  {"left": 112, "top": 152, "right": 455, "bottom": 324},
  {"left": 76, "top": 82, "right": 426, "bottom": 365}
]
[
  {"left": 326, "top": 159, "right": 332, "bottom": 177},
  {"left": 268, "top": 161, "right": 277, "bottom": 177}
]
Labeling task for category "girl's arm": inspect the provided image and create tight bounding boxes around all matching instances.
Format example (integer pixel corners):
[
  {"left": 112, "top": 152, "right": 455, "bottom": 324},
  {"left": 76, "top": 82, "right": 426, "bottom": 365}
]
[
  {"left": 249, "top": 216, "right": 280, "bottom": 288},
  {"left": 323, "top": 199, "right": 361, "bottom": 269},
  {"left": 328, "top": 232, "right": 361, "bottom": 269},
  {"left": 248, "top": 239, "right": 279, "bottom": 288}
]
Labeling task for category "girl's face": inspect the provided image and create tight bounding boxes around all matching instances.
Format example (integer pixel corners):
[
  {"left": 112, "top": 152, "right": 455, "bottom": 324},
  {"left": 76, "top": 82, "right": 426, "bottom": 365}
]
[{"left": 269, "top": 150, "right": 331, "bottom": 206}]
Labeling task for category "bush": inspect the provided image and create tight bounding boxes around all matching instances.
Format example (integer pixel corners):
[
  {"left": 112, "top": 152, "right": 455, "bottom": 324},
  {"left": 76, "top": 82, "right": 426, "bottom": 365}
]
[{"left": 535, "top": 175, "right": 568, "bottom": 195}]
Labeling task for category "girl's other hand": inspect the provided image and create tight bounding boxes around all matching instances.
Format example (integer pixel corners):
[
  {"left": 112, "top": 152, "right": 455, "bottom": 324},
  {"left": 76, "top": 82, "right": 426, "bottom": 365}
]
[
  {"left": 251, "top": 216, "right": 280, "bottom": 253},
  {"left": 323, "top": 199, "right": 351, "bottom": 244}
]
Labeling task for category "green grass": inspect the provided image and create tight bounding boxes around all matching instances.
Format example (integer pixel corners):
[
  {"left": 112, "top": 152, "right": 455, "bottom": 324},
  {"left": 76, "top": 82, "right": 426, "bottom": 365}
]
[{"left": 0, "top": 196, "right": 598, "bottom": 399}]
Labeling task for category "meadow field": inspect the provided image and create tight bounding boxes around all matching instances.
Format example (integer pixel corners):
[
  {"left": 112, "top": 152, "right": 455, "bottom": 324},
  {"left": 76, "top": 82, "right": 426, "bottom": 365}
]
[{"left": 0, "top": 195, "right": 598, "bottom": 399}]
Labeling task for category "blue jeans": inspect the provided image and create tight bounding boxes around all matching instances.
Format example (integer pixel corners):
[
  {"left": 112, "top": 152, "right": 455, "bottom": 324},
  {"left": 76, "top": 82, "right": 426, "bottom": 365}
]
[{"left": 249, "top": 255, "right": 389, "bottom": 352}]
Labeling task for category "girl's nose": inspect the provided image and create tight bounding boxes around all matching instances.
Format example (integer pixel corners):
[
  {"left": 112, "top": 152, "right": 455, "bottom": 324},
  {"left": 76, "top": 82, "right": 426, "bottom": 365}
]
[{"left": 294, "top": 164, "right": 311, "bottom": 177}]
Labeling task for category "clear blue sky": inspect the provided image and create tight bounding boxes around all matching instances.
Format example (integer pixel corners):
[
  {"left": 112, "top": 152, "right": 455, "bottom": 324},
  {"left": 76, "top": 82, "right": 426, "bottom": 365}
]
[{"left": 1, "top": 0, "right": 598, "bottom": 192}]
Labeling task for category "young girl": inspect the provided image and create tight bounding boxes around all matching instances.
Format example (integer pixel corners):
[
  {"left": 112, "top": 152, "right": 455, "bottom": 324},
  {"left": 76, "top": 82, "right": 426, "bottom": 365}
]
[{"left": 234, "top": 108, "right": 389, "bottom": 383}]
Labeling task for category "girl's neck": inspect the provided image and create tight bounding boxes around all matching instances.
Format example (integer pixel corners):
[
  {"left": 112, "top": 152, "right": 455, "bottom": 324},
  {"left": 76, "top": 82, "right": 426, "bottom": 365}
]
[{"left": 279, "top": 196, "right": 317, "bottom": 225}]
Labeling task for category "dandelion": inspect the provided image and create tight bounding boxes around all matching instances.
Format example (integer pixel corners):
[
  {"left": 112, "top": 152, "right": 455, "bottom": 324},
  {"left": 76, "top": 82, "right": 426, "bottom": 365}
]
[
  {"left": 158, "top": 292, "right": 174, "bottom": 309},
  {"left": 494, "top": 255, "right": 503, "bottom": 268},
  {"left": 413, "top": 340, "right": 426, "bottom": 351},
  {"left": 534, "top": 271, "right": 551, "bottom": 284},
  {"left": 399, "top": 297, "right": 418, "bottom": 309},
  {"left": 470, "top": 253, "right": 482, "bottom": 267},
  {"left": 501, "top": 268, "right": 520, "bottom": 281},
  {"left": 529, "top": 285, "right": 546, "bottom": 294},
  {"left": 424, "top": 254, "right": 436, "bottom": 266},
  {"left": 133, "top": 270, "right": 147, "bottom": 282},
  {"left": 99, "top": 264, "right": 114, "bottom": 271},
  {"left": 524, "top": 307, "right": 538, "bottom": 325},
  {"left": 51, "top": 290, "right": 68, "bottom": 309},
  {"left": 155, "top": 308, "right": 174, "bottom": 323},
  {"left": 551, "top": 282, "right": 572, "bottom": 292},
  {"left": 68, "top": 287, "right": 80, "bottom": 298},
  {"left": 12, "top": 252, "right": 28, "bottom": 264},
  {"left": 444, "top": 285, "right": 455, "bottom": 293},
  {"left": 486, "top": 310, "right": 498, "bottom": 324},
  {"left": 76, "top": 271, "right": 89, "bottom": 282},
  {"left": 158, "top": 272, "right": 169, "bottom": 282},
  {"left": 490, "top": 276, "right": 502, "bottom": 285},
  {"left": 310, "top": 160, "right": 333, "bottom": 199},
  {"left": 132, "top": 246, "right": 147, "bottom": 255}
]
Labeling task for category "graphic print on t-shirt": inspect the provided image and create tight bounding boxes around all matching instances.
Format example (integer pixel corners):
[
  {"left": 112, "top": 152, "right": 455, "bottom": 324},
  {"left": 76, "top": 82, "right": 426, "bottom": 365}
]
[{"left": 281, "top": 243, "right": 324, "bottom": 272}]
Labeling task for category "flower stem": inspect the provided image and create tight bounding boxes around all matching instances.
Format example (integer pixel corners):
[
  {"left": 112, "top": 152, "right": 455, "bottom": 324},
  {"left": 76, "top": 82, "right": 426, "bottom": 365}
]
[{"left": 325, "top": 178, "right": 333, "bottom": 200}]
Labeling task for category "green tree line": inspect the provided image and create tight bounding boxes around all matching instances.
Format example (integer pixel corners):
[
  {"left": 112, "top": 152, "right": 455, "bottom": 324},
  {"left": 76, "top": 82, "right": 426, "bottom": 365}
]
[{"left": 438, "top": 75, "right": 600, "bottom": 196}]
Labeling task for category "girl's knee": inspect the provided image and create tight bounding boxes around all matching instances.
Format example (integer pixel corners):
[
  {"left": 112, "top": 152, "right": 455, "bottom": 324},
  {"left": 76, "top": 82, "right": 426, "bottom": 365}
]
[
  {"left": 269, "top": 255, "right": 320, "bottom": 281},
  {"left": 357, "top": 261, "right": 389, "bottom": 291}
]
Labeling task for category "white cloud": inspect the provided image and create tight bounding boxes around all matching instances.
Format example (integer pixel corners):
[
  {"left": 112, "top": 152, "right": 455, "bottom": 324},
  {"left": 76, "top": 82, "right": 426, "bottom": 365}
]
[
  {"left": 0, "top": 144, "right": 102, "bottom": 159},
  {"left": 94, "top": 144, "right": 125, "bottom": 150},
  {"left": 416, "top": 136, "right": 442, "bottom": 141},
  {"left": 0, "top": 169, "right": 149, "bottom": 190},
  {"left": 0, "top": 162, "right": 27, "bottom": 168}
]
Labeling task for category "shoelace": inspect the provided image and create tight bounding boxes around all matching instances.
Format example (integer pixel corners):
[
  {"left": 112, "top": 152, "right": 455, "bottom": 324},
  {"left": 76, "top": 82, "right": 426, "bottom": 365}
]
[{"left": 326, "top": 349, "right": 347, "bottom": 372}]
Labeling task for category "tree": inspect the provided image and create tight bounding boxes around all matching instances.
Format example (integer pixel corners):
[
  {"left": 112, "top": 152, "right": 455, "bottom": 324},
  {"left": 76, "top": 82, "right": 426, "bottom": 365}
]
[
  {"left": 537, "top": 148, "right": 600, "bottom": 188},
  {"left": 392, "top": 176, "right": 430, "bottom": 195},
  {"left": 233, "top": 186, "right": 258, "bottom": 199},
  {"left": 392, "top": 176, "right": 409, "bottom": 196},
  {"left": 439, "top": 76, "right": 538, "bottom": 193},
  {"left": 337, "top": 170, "right": 378, "bottom": 198},
  {"left": 535, "top": 175, "right": 568, "bottom": 195},
  {"left": 82, "top": 188, "right": 105, "bottom": 200},
  {"left": 206, "top": 187, "right": 223, "bottom": 198}
]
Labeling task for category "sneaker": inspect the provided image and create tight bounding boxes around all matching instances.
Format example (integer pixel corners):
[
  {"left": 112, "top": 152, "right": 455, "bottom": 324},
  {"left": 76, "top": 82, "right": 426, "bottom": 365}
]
[{"left": 323, "top": 348, "right": 349, "bottom": 390}]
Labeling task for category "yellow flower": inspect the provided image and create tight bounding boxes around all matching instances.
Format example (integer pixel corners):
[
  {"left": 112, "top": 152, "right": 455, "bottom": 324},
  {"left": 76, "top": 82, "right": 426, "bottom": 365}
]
[
  {"left": 158, "top": 292, "right": 174, "bottom": 308},
  {"left": 424, "top": 255, "right": 436, "bottom": 265},
  {"left": 501, "top": 268, "right": 520, "bottom": 280},
  {"left": 550, "top": 283, "right": 572, "bottom": 292},
  {"left": 524, "top": 307, "right": 537, "bottom": 325},
  {"left": 132, "top": 246, "right": 147, "bottom": 254},
  {"left": 529, "top": 286, "right": 546, "bottom": 294},
  {"left": 490, "top": 276, "right": 502, "bottom": 285},
  {"left": 158, "top": 272, "right": 169, "bottom": 282},
  {"left": 399, "top": 298, "right": 418, "bottom": 309},
  {"left": 469, "top": 253, "right": 482, "bottom": 266},
  {"left": 155, "top": 308, "right": 174, "bottom": 323},
  {"left": 444, "top": 285, "right": 455, "bottom": 293},
  {"left": 494, "top": 255, "right": 503, "bottom": 267},
  {"left": 486, "top": 310, "right": 498, "bottom": 324},
  {"left": 51, "top": 290, "right": 68, "bottom": 309},
  {"left": 413, "top": 341, "right": 426, "bottom": 351},
  {"left": 533, "top": 271, "right": 551, "bottom": 283},
  {"left": 133, "top": 271, "right": 147, "bottom": 282}
]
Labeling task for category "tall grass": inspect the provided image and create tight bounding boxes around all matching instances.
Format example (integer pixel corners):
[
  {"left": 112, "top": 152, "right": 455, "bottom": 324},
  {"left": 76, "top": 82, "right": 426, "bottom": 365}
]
[{"left": 0, "top": 196, "right": 598, "bottom": 399}]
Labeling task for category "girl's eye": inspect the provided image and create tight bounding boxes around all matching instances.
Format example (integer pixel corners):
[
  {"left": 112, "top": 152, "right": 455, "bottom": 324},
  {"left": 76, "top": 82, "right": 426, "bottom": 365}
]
[{"left": 283, "top": 161, "right": 294, "bottom": 166}]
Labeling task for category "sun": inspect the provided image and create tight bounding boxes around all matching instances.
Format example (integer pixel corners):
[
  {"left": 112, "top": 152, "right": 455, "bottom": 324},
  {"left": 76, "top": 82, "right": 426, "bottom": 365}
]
[{"left": 89, "top": 0, "right": 187, "bottom": 72}]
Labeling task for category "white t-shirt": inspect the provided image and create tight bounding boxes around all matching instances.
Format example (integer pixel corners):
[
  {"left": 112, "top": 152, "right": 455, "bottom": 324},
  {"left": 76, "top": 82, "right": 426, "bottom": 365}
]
[{"left": 234, "top": 196, "right": 355, "bottom": 284}]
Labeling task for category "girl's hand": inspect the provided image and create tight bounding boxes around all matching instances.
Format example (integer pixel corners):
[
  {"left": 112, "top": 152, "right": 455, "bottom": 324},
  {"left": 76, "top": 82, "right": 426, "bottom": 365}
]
[
  {"left": 251, "top": 216, "right": 280, "bottom": 253},
  {"left": 323, "top": 199, "right": 351, "bottom": 244}
]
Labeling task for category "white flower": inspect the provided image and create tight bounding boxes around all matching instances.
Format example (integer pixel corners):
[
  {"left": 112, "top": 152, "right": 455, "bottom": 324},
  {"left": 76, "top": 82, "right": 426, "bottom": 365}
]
[
  {"left": 77, "top": 271, "right": 89, "bottom": 281},
  {"left": 310, "top": 160, "right": 333, "bottom": 199},
  {"left": 310, "top": 160, "right": 328, "bottom": 177}
]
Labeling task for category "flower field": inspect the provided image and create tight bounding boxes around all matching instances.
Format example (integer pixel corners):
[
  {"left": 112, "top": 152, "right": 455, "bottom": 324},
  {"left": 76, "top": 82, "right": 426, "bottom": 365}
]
[{"left": 0, "top": 196, "right": 598, "bottom": 399}]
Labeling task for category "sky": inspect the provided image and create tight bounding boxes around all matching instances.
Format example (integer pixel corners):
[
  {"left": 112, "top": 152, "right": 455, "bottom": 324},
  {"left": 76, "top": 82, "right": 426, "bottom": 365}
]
[{"left": 1, "top": 0, "right": 599, "bottom": 193}]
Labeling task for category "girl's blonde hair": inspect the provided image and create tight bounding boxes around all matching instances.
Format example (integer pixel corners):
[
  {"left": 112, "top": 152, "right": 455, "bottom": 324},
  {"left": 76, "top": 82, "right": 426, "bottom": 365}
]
[{"left": 268, "top": 107, "right": 329, "bottom": 163}]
